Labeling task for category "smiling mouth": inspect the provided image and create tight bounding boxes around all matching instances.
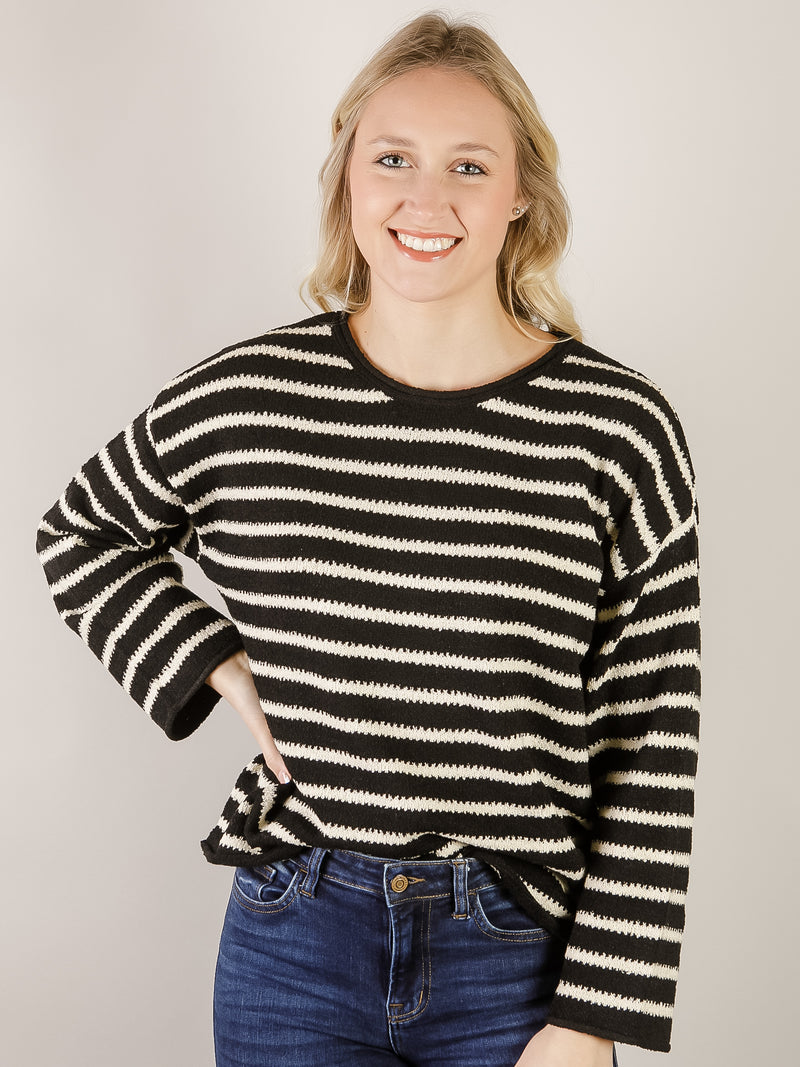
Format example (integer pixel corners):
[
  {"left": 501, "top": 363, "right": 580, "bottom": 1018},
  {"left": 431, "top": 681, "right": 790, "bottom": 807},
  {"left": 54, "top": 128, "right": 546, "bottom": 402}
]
[
  {"left": 394, "top": 231, "right": 459, "bottom": 252},
  {"left": 390, "top": 229, "right": 462, "bottom": 258}
]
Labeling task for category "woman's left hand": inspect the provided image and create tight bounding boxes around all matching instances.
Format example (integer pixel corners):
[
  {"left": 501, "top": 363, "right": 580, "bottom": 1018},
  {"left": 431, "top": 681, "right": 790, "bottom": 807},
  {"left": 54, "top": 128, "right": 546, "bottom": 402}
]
[{"left": 513, "top": 1025, "right": 614, "bottom": 1066}]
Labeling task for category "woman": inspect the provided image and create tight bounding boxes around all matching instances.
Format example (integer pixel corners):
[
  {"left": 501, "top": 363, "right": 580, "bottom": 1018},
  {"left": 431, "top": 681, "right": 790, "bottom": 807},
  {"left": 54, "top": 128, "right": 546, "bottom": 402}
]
[{"left": 37, "top": 12, "right": 699, "bottom": 1066}]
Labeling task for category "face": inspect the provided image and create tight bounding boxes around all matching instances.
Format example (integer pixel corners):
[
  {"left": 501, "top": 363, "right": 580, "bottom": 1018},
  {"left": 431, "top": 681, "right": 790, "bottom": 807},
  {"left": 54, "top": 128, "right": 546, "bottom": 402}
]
[{"left": 348, "top": 68, "right": 522, "bottom": 310}]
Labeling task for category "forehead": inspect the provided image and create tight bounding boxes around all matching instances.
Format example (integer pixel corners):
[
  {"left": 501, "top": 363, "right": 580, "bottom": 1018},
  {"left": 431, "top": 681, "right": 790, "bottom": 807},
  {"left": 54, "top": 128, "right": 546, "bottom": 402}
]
[{"left": 355, "top": 67, "right": 514, "bottom": 150}]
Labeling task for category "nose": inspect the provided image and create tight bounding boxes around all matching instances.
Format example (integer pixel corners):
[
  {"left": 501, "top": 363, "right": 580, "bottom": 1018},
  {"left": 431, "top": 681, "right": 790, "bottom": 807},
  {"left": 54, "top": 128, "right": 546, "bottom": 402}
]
[{"left": 404, "top": 172, "right": 449, "bottom": 221}]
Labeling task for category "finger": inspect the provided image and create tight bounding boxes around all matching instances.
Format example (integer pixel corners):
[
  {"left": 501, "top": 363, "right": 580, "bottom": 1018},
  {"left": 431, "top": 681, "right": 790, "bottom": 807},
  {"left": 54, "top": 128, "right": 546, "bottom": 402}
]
[{"left": 259, "top": 730, "right": 292, "bottom": 785}]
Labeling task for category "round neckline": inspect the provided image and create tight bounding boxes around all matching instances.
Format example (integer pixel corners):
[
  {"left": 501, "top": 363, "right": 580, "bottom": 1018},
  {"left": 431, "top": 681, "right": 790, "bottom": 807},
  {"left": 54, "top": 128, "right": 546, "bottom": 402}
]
[{"left": 332, "top": 312, "right": 576, "bottom": 406}]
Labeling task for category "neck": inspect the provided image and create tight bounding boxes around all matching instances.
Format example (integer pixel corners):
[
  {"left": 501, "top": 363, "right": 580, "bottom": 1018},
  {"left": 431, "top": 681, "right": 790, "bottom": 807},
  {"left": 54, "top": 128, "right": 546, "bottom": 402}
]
[{"left": 348, "top": 286, "right": 555, "bottom": 391}]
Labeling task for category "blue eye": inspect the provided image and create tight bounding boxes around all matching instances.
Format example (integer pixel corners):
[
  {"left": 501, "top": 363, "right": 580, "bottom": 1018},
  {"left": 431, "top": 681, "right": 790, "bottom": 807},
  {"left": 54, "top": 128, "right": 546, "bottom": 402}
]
[
  {"left": 378, "top": 154, "right": 410, "bottom": 168},
  {"left": 456, "top": 161, "right": 486, "bottom": 176}
]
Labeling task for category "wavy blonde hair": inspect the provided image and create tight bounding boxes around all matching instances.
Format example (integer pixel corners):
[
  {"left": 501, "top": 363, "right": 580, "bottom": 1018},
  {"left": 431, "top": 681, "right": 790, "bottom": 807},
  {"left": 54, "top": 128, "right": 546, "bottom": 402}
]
[{"left": 303, "top": 11, "right": 580, "bottom": 340}]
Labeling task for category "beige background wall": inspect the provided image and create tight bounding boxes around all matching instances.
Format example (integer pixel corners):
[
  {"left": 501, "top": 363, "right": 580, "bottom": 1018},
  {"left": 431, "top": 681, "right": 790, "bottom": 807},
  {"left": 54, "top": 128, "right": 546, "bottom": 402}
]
[{"left": 3, "top": 1, "right": 798, "bottom": 1063}]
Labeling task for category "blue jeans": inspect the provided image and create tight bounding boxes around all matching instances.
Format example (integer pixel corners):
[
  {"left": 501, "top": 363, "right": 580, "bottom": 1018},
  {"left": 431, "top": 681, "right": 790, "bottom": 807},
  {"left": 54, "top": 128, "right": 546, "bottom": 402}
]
[{"left": 214, "top": 848, "right": 618, "bottom": 1066}]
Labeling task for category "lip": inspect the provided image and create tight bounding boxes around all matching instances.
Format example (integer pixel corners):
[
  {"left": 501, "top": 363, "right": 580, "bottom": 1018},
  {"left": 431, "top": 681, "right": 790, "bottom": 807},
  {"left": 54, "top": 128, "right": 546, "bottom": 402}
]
[{"left": 389, "top": 228, "right": 462, "bottom": 262}]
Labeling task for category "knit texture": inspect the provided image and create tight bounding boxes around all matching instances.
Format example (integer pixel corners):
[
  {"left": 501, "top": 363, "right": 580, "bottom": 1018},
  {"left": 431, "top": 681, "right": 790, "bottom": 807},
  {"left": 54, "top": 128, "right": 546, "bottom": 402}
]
[{"left": 38, "top": 312, "right": 700, "bottom": 1051}]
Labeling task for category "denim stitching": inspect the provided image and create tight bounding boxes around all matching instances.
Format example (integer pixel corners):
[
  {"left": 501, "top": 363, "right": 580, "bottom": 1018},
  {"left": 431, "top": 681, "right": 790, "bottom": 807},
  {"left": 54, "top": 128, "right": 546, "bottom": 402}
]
[
  {"left": 232, "top": 871, "right": 303, "bottom": 915},
  {"left": 321, "top": 873, "right": 384, "bottom": 895},
  {"left": 471, "top": 893, "right": 551, "bottom": 943},
  {"left": 392, "top": 898, "right": 433, "bottom": 1022}
]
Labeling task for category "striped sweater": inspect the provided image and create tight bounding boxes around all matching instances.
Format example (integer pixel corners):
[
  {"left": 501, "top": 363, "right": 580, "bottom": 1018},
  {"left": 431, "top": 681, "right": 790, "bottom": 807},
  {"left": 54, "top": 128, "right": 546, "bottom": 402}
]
[{"left": 38, "top": 312, "right": 700, "bottom": 1052}]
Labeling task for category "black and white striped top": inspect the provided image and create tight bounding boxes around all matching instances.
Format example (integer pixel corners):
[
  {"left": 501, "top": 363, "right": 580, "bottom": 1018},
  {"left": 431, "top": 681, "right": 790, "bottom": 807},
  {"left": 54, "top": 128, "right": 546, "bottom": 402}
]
[{"left": 38, "top": 312, "right": 700, "bottom": 1052}]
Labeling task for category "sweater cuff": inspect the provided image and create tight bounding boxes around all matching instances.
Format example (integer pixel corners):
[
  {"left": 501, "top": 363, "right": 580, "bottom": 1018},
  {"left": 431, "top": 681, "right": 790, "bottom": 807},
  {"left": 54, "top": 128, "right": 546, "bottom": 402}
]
[
  {"left": 548, "top": 993, "right": 672, "bottom": 1053},
  {"left": 153, "top": 633, "right": 245, "bottom": 740}
]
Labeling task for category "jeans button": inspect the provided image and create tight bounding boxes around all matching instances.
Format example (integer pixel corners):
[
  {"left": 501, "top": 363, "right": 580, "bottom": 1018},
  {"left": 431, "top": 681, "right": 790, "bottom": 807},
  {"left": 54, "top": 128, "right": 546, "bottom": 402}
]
[{"left": 391, "top": 874, "right": 409, "bottom": 893}]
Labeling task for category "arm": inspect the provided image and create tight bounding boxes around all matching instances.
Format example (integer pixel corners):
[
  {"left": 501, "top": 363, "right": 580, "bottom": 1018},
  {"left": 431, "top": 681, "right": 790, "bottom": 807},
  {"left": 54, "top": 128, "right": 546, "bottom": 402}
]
[
  {"left": 206, "top": 649, "right": 291, "bottom": 784},
  {"left": 548, "top": 513, "right": 701, "bottom": 1052},
  {"left": 37, "top": 407, "right": 244, "bottom": 739}
]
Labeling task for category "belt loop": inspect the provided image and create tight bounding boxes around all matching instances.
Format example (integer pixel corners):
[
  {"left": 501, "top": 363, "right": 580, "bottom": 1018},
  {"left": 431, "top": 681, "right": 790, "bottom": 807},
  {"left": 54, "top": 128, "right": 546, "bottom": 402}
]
[
  {"left": 451, "top": 858, "right": 469, "bottom": 919},
  {"left": 299, "top": 847, "right": 327, "bottom": 898}
]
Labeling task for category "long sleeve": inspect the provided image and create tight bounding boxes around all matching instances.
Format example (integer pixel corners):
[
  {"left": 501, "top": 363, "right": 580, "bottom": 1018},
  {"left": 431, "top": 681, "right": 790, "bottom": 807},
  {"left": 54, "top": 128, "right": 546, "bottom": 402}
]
[
  {"left": 548, "top": 506, "right": 700, "bottom": 1051},
  {"left": 36, "top": 407, "right": 244, "bottom": 740}
]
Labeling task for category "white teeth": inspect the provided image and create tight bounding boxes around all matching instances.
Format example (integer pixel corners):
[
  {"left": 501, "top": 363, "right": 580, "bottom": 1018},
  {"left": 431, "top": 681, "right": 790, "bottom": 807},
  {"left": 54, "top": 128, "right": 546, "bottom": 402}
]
[{"left": 396, "top": 232, "right": 457, "bottom": 251}]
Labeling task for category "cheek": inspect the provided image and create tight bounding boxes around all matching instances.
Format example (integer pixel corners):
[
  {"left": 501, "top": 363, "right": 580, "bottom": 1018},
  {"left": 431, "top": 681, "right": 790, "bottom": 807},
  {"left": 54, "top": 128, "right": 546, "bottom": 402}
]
[
  {"left": 474, "top": 196, "right": 514, "bottom": 255},
  {"left": 349, "top": 173, "right": 380, "bottom": 236}
]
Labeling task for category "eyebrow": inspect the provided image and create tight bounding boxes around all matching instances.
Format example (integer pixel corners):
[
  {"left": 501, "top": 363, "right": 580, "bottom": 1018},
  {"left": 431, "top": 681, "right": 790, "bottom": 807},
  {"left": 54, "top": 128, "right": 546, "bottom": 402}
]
[{"left": 365, "top": 135, "right": 500, "bottom": 158}]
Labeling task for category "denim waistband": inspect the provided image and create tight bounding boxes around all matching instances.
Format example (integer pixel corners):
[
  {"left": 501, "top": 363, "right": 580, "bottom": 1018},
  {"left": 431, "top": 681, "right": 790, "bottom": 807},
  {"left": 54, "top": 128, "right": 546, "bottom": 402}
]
[{"left": 290, "top": 847, "right": 501, "bottom": 909}]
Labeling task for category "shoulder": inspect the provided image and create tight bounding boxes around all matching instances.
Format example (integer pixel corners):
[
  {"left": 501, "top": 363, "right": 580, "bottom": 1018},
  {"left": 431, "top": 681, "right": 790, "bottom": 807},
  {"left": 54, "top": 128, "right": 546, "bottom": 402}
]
[
  {"left": 532, "top": 337, "right": 695, "bottom": 477},
  {"left": 146, "top": 311, "right": 349, "bottom": 439},
  {"left": 543, "top": 339, "right": 689, "bottom": 438},
  {"left": 534, "top": 338, "right": 697, "bottom": 573}
]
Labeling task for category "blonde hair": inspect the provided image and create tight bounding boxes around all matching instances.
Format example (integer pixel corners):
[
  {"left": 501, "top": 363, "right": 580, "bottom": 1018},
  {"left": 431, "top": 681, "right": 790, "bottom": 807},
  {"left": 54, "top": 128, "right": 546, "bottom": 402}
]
[{"left": 303, "top": 11, "right": 581, "bottom": 340}]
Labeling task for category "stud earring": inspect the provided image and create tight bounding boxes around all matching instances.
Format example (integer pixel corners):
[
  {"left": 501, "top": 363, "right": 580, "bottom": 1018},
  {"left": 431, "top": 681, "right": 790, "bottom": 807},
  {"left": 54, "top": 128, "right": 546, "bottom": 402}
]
[{"left": 512, "top": 207, "right": 522, "bottom": 216}]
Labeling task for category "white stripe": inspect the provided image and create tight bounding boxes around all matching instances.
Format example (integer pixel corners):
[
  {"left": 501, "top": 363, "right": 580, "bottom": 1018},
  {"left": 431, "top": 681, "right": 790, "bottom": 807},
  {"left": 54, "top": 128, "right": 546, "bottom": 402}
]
[
  {"left": 169, "top": 446, "right": 610, "bottom": 521},
  {"left": 484, "top": 396, "right": 680, "bottom": 528},
  {"left": 264, "top": 701, "right": 589, "bottom": 760},
  {"left": 216, "top": 832, "right": 264, "bottom": 856},
  {"left": 536, "top": 369, "right": 695, "bottom": 494},
  {"left": 282, "top": 794, "right": 432, "bottom": 847},
  {"left": 97, "top": 445, "right": 170, "bottom": 535},
  {"left": 229, "top": 787, "right": 251, "bottom": 814},
  {"left": 280, "top": 741, "right": 592, "bottom": 799},
  {"left": 101, "top": 575, "right": 176, "bottom": 668},
  {"left": 266, "top": 324, "right": 335, "bottom": 336},
  {"left": 130, "top": 420, "right": 183, "bottom": 505},
  {"left": 599, "top": 769, "right": 695, "bottom": 792},
  {"left": 220, "top": 591, "right": 587, "bottom": 655},
  {"left": 556, "top": 981, "right": 673, "bottom": 1018},
  {"left": 37, "top": 532, "right": 86, "bottom": 566},
  {"left": 564, "top": 945, "right": 679, "bottom": 981},
  {"left": 189, "top": 484, "right": 595, "bottom": 541},
  {"left": 573, "top": 910, "right": 683, "bottom": 942},
  {"left": 518, "top": 875, "right": 572, "bottom": 920},
  {"left": 587, "top": 692, "right": 701, "bottom": 725},
  {"left": 160, "top": 326, "right": 338, "bottom": 390},
  {"left": 152, "top": 374, "right": 389, "bottom": 422},
  {"left": 582, "top": 874, "right": 686, "bottom": 905},
  {"left": 597, "top": 606, "right": 701, "bottom": 658},
  {"left": 299, "top": 782, "right": 584, "bottom": 823},
  {"left": 73, "top": 469, "right": 144, "bottom": 544},
  {"left": 433, "top": 840, "right": 466, "bottom": 858},
  {"left": 587, "top": 649, "right": 701, "bottom": 691},
  {"left": 64, "top": 554, "right": 174, "bottom": 639},
  {"left": 50, "top": 546, "right": 129, "bottom": 600},
  {"left": 641, "top": 559, "right": 698, "bottom": 596},
  {"left": 595, "top": 549, "right": 696, "bottom": 624},
  {"left": 595, "top": 804, "right": 693, "bottom": 830},
  {"left": 213, "top": 556, "right": 596, "bottom": 619},
  {"left": 54, "top": 487, "right": 109, "bottom": 536},
  {"left": 251, "top": 661, "right": 588, "bottom": 723},
  {"left": 589, "top": 732, "right": 700, "bottom": 760},
  {"left": 564, "top": 353, "right": 651, "bottom": 387},
  {"left": 121, "top": 600, "right": 210, "bottom": 692},
  {"left": 590, "top": 841, "right": 691, "bottom": 866},
  {"left": 281, "top": 793, "right": 579, "bottom": 854},
  {"left": 36, "top": 518, "right": 62, "bottom": 537},
  {"left": 157, "top": 407, "right": 658, "bottom": 514},
  {"left": 142, "top": 618, "right": 234, "bottom": 716},
  {"left": 240, "top": 626, "right": 583, "bottom": 689},
  {"left": 194, "top": 519, "right": 601, "bottom": 583}
]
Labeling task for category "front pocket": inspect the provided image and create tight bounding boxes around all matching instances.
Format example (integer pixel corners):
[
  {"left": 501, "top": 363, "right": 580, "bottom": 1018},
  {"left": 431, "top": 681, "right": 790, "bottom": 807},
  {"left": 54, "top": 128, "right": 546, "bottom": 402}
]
[
  {"left": 232, "top": 860, "right": 302, "bottom": 913},
  {"left": 472, "top": 883, "right": 552, "bottom": 942}
]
